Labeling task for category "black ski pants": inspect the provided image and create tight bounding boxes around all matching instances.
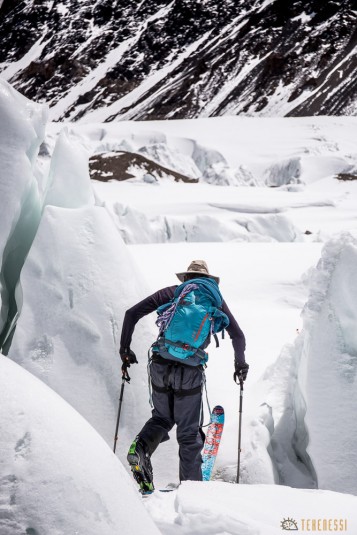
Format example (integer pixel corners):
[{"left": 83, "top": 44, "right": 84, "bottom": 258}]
[{"left": 138, "top": 356, "right": 205, "bottom": 482}]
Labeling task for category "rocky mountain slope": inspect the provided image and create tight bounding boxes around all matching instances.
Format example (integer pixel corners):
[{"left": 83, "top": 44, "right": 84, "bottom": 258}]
[{"left": 0, "top": 0, "right": 356, "bottom": 121}]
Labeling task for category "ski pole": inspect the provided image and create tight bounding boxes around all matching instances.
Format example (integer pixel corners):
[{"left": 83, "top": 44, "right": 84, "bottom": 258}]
[
  {"left": 236, "top": 372, "right": 244, "bottom": 484},
  {"left": 113, "top": 365, "right": 130, "bottom": 454}
]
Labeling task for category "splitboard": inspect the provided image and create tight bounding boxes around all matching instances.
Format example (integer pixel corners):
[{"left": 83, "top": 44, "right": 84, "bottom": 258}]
[{"left": 202, "top": 405, "right": 225, "bottom": 481}]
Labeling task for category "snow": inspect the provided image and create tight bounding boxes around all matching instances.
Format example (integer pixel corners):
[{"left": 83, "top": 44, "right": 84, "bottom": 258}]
[
  {"left": 60, "top": 116, "right": 357, "bottom": 186},
  {"left": 257, "top": 0, "right": 277, "bottom": 13},
  {"left": 8, "top": 203, "right": 155, "bottom": 446},
  {"left": 2, "top": 80, "right": 357, "bottom": 534},
  {"left": 264, "top": 157, "right": 302, "bottom": 186},
  {"left": 0, "top": 37, "right": 49, "bottom": 82},
  {"left": 291, "top": 11, "right": 316, "bottom": 24},
  {"left": 296, "top": 233, "right": 357, "bottom": 494},
  {"left": 138, "top": 143, "right": 201, "bottom": 179},
  {"left": 143, "top": 481, "right": 357, "bottom": 535},
  {"left": 0, "top": 79, "right": 46, "bottom": 259},
  {"left": 92, "top": 181, "right": 310, "bottom": 243},
  {"left": 49, "top": 2, "right": 177, "bottom": 121},
  {"left": 91, "top": 176, "right": 357, "bottom": 244},
  {"left": 56, "top": 3, "right": 69, "bottom": 15},
  {"left": 78, "top": 31, "right": 212, "bottom": 123},
  {"left": 274, "top": 45, "right": 357, "bottom": 117},
  {"left": 0, "top": 356, "right": 160, "bottom": 535},
  {"left": 201, "top": 52, "right": 271, "bottom": 118},
  {"left": 44, "top": 127, "right": 95, "bottom": 207}
]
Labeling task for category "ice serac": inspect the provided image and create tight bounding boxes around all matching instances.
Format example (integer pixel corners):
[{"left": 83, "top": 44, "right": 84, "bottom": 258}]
[
  {"left": 256, "top": 233, "right": 357, "bottom": 494},
  {"left": 0, "top": 79, "right": 47, "bottom": 351},
  {"left": 0, "top": 356, "right": 160, "bottom": 535},
  {"left": 296, "top": 233, "right": 357, "bottom": 495},
  {"left": 44, "top": 127, "right": 94, "bottom": 208},
  {"left": 109, "top": 205, "right": 302, "bottom": 244},
  {"left": 7, "top": 124, "right": 173, "bottom": 478}
]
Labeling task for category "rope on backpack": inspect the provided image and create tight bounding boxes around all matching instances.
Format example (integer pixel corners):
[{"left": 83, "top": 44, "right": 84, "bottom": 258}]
[{"left": 155, "top": 283, "right": 198, "bottom": 334}]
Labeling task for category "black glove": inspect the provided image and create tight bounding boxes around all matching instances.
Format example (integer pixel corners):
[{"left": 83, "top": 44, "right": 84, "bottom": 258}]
[
  {"left": 234, "top": 362, "right": 249, "bottom": 383},
  {"left": 119, "top": 348, "right": 138, "bottom": 368}
]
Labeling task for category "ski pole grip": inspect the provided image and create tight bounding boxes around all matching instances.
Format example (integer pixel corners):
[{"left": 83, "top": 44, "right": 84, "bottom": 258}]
[
  {"left": 121, "top": 363, "right": 131, "bottom": 383},
  {"left": 233, "top": 371, "right": 244, "bottom": 390}
]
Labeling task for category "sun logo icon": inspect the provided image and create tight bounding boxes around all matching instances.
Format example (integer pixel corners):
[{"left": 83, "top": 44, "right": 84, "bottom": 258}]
[{"left": 281, "top": 518, "right": 299, "bottom": 530}]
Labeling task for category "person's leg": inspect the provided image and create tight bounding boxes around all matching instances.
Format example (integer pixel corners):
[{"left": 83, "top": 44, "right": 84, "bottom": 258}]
[
  {"left": 173, "top": 365, "right": 205, "bottom": 481},
  {"left": 127, "top": 360, "right": 175, "bottom": 491},
  {"left": 137, "top": 360, "right": 175, "bottom": 455}
]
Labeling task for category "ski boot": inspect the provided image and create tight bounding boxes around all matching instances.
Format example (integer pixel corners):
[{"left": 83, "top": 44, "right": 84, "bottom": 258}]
[{"left": 127, "top": 436, "right": 154, "bottom": 495}]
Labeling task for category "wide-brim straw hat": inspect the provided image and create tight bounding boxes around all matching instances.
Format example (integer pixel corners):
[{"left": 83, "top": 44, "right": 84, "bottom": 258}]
[{"left": 176, "top": 260, "right": 220, "bottom": 284}]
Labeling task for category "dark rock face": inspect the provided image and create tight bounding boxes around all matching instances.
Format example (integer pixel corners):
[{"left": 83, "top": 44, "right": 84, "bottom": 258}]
[
  {"left": 0, "top": 0, "right": 356, "bottom": 120},
  {"left": 89, "top": 151, "right": 198, "bottom": 183},
  {"left": 335, "top": 172, "right": 357, "bottom": 181}
]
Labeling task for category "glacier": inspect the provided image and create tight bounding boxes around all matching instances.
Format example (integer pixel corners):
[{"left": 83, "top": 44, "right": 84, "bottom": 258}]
[{"left": 1, "top": 78, "right": 357, "bottom": 533}]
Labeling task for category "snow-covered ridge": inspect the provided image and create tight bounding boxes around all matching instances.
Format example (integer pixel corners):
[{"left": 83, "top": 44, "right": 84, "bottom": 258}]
[{"left": 0, "top": 0, "right": 356, "bottom": 120}]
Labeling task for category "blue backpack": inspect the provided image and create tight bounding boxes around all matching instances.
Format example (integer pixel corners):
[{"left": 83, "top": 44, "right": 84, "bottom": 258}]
[{"left": 153, "top": 277, "right": 229, "bottom": 366}]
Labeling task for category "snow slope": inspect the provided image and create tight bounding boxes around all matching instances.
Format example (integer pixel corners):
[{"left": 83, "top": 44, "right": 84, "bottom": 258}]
[
  {"left": 143, "top": 481, "right": 357, "bottom": 535},
  {"left": 0, "top": 356, "right": 160, "bottom": 535}
]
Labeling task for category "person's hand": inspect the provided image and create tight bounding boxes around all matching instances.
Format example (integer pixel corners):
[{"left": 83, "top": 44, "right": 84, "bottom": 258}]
[
  {"left": 233, "top": 362, "right": 249, "bottom": 383},
  {"left": 119, "top": 348, "right": 138, "bottom": 368}
]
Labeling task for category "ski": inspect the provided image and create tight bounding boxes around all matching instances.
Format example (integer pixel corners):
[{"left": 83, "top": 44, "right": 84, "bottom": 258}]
[
  {"left": 202, "top": 405, "right": 225, "bottom": 481},
  {"left": 140, "top": 488, "right": 176, "bottom": 497}
]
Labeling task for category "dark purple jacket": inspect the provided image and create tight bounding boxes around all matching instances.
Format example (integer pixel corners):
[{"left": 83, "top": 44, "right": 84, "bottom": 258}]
[{"left": 120, "top": 285, "right": 246, "bottom": 367}]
